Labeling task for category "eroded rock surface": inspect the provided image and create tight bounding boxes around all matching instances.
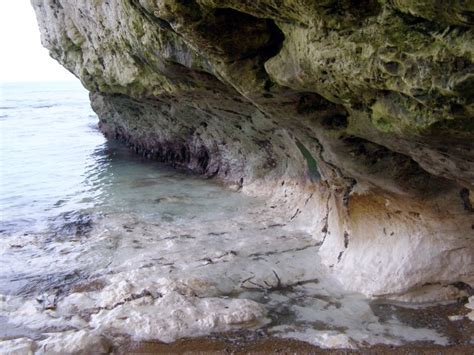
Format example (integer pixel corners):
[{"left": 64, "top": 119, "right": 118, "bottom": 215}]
[{"left": 31, "top": 0, "right": 474, "bottom": 300}]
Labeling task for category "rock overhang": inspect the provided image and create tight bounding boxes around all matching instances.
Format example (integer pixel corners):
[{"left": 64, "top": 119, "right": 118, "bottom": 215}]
[{"left": 31, "top": 0, "right": 474, "bottom": 301}]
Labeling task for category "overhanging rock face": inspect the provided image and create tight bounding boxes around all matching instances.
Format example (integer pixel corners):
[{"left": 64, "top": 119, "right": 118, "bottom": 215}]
[{"left": 32, "top": 0, "right": 474, "bottom": 301}]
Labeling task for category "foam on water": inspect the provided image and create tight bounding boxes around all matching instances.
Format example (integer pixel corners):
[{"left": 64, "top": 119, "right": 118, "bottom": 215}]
[{"left": 0, "top": 82, "right": 459, "bottom": 352}]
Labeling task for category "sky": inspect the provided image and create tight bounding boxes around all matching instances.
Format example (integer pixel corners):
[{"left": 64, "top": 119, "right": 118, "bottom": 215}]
[{"left": 0, "top": 1, "right": 75, "bottom": 82}]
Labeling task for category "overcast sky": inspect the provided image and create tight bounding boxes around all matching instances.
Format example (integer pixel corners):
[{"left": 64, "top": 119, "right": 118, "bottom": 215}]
[{"left": 0, "top": 1, "right": 75, "bottom": 82}]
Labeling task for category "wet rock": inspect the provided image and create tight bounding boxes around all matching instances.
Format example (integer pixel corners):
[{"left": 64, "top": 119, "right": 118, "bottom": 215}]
[
  {"left": 36, "top": 330, "right": 110, "bottom": 354},
  {"left": 0, "top": 337, "right": 35, "bottom": 355}
]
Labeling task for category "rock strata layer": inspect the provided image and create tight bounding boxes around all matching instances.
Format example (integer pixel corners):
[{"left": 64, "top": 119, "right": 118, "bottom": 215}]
[{"left": 32, "top": 0, "right": 474, "bottom": 300}]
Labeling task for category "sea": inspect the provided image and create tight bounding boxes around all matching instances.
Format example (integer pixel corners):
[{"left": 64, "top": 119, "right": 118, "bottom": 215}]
[
  {"left": 0, "top": 81, "right": 251, "bottom": 236},
  {"left": 0, "top": 81, "right": 454, "bottom": 351}
]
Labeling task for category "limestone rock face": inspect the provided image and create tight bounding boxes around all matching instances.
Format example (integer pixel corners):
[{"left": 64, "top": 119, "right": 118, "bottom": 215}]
[{"left": 32, "top": 0, "right": 474, "bottom": 300}]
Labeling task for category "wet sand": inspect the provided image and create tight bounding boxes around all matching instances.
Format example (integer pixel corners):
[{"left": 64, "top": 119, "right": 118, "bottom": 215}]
[{"left": 119, "top": 336, "right": 473, "bottom": 354}]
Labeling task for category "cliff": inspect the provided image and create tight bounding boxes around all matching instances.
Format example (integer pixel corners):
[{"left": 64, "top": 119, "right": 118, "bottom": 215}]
[{"left": 32, "top": 0, "right": 474, "bottom": 301}]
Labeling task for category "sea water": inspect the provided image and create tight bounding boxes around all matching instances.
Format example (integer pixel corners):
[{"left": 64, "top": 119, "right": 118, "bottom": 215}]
[
  {"left": 0, "top": 81, "right": 454, "bottom": 352},
  {"left": 0, "top": 81, "right": 254, "bottom": 235}
]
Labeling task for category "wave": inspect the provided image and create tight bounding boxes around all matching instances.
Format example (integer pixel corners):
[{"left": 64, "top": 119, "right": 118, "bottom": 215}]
[
  {"left": 0, "top": 103, "right": 59, "bottom": 110},
  {"left": 30, "top": 104, "right": 58, "bottom": 109}
]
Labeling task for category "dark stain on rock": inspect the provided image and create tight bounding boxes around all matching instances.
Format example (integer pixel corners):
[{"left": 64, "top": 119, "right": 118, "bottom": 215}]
[
  {"left": 337, "top": 251, "right": 344, "bottom": 263},
  {"left": 460, "top": 188, "right": 474, "bottom": 212},
  {"left": 321, "top": 114, "right": 348, "bottom": 130},
  {"left": 297, "top": 93, "right": 333, "bottom": 115},
  {"left": 383, "top": 61, "right": 401, "bottom": 75}
]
